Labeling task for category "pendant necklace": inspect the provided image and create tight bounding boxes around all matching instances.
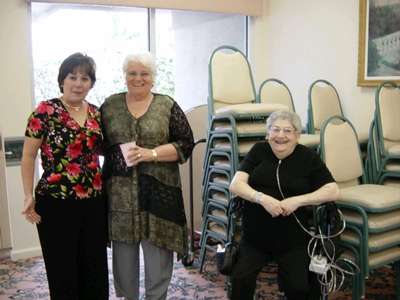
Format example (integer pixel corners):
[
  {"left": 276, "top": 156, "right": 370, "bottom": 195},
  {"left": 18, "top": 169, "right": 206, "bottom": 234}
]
[{"left": 60, "top": 97, "right": 84, "bottom": 112}]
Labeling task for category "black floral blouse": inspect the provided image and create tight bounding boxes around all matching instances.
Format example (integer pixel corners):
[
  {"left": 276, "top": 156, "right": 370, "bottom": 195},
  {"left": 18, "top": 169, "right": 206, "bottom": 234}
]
[{"left": 25, "top": 98, "right": 103, "bottom": 200}]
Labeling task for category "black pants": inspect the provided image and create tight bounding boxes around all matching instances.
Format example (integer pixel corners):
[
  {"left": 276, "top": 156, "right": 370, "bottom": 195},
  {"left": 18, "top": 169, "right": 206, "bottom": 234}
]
[
  {"left": 35, "top": 194, "right": 109, "bottom": 300},
  {"left": 230, "top": 241, "right": 321, "bottom": 300}
]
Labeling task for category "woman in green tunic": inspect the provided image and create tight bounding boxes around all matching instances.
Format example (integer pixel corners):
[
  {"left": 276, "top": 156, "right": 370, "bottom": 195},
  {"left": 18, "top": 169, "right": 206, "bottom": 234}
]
[{"left": 101, "top": 53, "right": 194, "bottom": 300}]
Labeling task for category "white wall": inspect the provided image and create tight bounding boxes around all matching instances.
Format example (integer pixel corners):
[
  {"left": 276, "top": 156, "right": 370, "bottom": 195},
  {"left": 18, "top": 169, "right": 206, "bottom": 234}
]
[
  {"left": 0, "top": 0, "right": 41, "bottom": 260},
  {"left": 250, "top": 0, "right": 376, "bottom": 136},
  {"left": 0, "top": 0, "right": 379, "bottom": 259}
]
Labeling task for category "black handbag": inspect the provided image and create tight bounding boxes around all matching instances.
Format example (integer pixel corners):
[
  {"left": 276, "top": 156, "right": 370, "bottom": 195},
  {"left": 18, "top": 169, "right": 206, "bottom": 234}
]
[{"left": 216, "top": 241, "right": 240, "bottom": 275}]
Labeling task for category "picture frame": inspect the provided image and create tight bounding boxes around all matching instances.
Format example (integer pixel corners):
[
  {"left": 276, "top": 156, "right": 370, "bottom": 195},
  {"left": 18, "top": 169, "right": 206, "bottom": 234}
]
[{"left": 357, "top": 0, "right": 400, "bottom": 86}]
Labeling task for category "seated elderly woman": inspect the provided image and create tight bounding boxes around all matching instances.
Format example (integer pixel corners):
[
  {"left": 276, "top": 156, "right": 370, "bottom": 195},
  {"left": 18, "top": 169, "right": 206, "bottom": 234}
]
[{"left": 229, "top": 110, "right": 339, "bottom": 300}]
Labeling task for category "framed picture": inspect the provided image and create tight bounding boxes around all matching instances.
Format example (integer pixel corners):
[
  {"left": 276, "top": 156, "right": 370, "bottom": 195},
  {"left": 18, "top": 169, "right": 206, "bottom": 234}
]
[{"left": 357, "top": 0, "right": 400, "bottom": 86}]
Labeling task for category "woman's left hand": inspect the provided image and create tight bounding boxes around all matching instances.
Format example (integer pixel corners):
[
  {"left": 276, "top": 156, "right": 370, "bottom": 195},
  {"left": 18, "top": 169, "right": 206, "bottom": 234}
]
[
  {"left": 22, "top": 195, "right": 41, "bottom": 224},
  {"left": 127, "top": 144, "right": 153, "bottom": 166},
  {"left": 280, "top": 196, "right": 301, "bottom": 216}
]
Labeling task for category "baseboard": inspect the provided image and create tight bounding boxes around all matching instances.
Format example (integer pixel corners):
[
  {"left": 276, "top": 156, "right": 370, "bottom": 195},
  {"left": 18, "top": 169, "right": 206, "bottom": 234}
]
[
  {"left": 10, "top": 246, "right": 42, "bottom": 261},
  {"left": 0, "top": 248, "right": 10, "bottom": 260}
]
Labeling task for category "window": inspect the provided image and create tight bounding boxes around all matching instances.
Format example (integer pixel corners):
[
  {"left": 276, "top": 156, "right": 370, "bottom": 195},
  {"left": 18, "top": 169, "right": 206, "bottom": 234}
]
[
  {"left": 154, "top": 9, "right": 247, "bottom": 110},
  {"left": 31, "top": 3, "right": 247, "bottom": 110}
]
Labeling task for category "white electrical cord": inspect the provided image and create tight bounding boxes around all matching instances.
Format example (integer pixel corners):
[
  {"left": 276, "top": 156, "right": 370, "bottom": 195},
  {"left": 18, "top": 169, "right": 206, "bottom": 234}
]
[{"left": 275, "top": 160, "right": 359, "bottom": 296}]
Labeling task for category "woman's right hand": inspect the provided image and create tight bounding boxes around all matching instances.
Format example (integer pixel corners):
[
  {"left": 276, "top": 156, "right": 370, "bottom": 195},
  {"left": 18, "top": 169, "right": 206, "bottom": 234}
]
[
  {"left": 22, "top": 195, "right": 41, "bottom": 224},
  {"left": 259, "top": 195, "right": 283, "bottom": 218}
]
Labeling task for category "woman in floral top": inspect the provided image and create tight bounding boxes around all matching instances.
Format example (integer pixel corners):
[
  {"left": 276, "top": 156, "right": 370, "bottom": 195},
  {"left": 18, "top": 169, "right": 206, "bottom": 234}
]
[{"left": 21, "top": 53, "right": 108, "bottom": 299}]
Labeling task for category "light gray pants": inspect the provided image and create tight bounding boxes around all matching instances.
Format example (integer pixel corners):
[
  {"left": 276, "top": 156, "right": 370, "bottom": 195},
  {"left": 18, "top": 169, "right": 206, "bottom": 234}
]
[{"left": 112, "top": 240, "right": 173, "bottom": 300}]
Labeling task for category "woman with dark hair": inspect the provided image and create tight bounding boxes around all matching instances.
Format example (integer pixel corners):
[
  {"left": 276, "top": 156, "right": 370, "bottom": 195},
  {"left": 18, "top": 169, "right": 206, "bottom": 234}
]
[{"left": 21, "top": 52, "right": 109, "bottom": 299}]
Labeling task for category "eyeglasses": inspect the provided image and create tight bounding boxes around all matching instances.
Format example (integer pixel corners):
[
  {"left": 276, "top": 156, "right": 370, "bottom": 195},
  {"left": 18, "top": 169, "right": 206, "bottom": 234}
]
[{"left": 269, "top": 126, "right": 297, "bottom": 135}]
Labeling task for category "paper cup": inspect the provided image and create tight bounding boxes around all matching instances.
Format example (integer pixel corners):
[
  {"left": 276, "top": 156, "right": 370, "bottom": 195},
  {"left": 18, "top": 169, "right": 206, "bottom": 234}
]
[{"left": 120, "top": 141, "right": 136, "bottom": 167}]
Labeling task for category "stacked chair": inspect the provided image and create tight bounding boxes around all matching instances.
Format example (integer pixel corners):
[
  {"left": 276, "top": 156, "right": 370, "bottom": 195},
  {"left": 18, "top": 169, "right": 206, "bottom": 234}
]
[
  {"left": 258, "top": 78, "right": 320, "bottom": 150},
  {"left": 307, "top": 79, "right": 369, "bottom": 151},
  {"left": 198, "top": 46, "right": 287, "bottom": 273},
  {"left": 365, "top": 82, "right": 400, "bottom": 186},
  {"left": 320, "top": 115, "right": 400, "bottom": 299}
]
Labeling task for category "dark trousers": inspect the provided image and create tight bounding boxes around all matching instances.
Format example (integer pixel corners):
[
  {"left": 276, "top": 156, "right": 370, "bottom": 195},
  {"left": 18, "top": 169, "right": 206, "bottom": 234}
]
[
  {"left": 35, "top": 194, "right": 109, "bottom": 300},
  {"left": 230, "top": 241, "right": 321, "bottom": 300}
]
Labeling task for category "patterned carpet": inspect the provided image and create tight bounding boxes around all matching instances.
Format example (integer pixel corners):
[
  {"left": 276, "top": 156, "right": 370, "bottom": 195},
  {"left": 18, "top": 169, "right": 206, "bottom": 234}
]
[{"left": 0, "top": 249, "right": 396, "bottom": 299}]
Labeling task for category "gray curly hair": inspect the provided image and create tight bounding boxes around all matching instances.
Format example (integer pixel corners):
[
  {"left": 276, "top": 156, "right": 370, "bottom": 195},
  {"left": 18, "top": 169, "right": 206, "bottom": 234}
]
[{"left": 266, "top": 110, "right": 302, "bottom": 136}]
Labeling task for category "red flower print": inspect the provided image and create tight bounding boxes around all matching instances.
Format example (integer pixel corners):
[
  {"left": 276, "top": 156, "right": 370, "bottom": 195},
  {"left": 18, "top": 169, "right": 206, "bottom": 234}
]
[
  {"left": 87, "top": 136, "right": 97, "bottom": 149},
  {"left": 66, "top": 141, "right": 82, "bottom": 159},
  {"left": 86, "top": 119, "right": 100, "bottom": 130},
  {"left": 42, "top": 143, "right": 53, "bottom": 159},
  {"left": 73, "top": 184, "right": 89, "bottom": 199},
  {"left": 46, "top": 105, "right": 55, "bottom": 115},
  {"left": 66, "top": 119, "right": 80, "bottom": 130},
  {"left": 37, "top": 102, "right": 55, "bottom": 115},
  {"left": 47, "top": 173, "right": 62, "bottom": 183},
  {"left": 28, "top": 118, "right": 42, "bottom": 132},
  {"left": 93, "top": 173, "right": 102, "bottom": 190},
  {"left": 37, "top": 102, "right": 48, "bottom": 114},
  {"left": 88, "top": 160, "right": 98, "bottom": 169},
  {"left": 59, "top": 111, "right": 70, "bottom": 124},
  {"left": 77, "top": 132, "right": 87, "bottom": 142},
  {"left": 66, "top": 162, "right": 81, "bottom": 177}
]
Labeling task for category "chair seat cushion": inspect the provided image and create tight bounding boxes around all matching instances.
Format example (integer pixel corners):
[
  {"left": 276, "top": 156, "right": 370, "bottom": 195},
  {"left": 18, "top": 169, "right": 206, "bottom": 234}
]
[
  {"left": 214, "top": 139, "right": 258, "bottom": 156},
  {"left": 215, "top": 103, "right": 287, "bottom": 115},
  {"left": 386, "top": 162, "right": 400, "bottom": 171},
  {"left": 342, "top": 246, "right": 400, "bottom": 268},
  {"left": 388, "top": 143, "right": 400, "bottom": 155},
  {"left": 212, "top": 175, "right": 230, "bottom": 186},
  {"left": 211, "top": 191, "right": 229, "bottom": 205},
  {"left": 339, "top": 184, "right": 400, "bottom": 210},
  {"left": 341, "top": 228, "right": 400, "bottom": 252},
  {"left": 342, "top": 209, "right": 400, "bottom": 232},
  {"left": 298, "top": 134, "right": 320, "bottom": 148},
  {"left": 213, "top": 121, "right": 266, "bottom": 135}
]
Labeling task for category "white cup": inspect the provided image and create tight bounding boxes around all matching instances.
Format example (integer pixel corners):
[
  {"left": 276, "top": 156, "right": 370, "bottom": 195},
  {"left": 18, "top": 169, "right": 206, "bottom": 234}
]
[{"left": 120, "top": 141, "right": 136, "bottom": 167}]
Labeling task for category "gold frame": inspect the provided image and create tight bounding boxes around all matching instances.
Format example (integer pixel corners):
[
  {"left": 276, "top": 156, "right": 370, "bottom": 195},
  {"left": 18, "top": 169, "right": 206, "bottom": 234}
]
[{"left": 357, "top": 0, "right": 400, "bottom": 86}]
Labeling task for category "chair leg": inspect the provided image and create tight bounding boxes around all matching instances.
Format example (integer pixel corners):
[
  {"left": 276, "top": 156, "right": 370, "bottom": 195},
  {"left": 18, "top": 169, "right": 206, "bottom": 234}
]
[{"left": 199, "top": 234, "right": 208, "bottom": 273}]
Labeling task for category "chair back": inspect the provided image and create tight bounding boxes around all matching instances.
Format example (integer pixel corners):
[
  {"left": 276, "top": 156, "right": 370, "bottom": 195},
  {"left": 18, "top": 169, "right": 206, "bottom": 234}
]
[
  {"left": 308, "top": 80, "right": 344, "bottom": 134},
  {"left": 258, "top": 78, "right": 295, "bottom": 112},
  {"left": 375, "top": 82, "right": 400, "bottom": 152},
  {"left": 320, "top": 116, "right": 364, "bottom": 188},
  {"left": 208, "top": 46, "right": 256, "bottom": 117}
]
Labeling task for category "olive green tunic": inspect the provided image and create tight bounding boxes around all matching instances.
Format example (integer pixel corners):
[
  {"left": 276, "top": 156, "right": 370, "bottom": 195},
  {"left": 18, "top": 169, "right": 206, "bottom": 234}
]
[{"left": 101, "top": 93, "right": 194, "bottom": 256}]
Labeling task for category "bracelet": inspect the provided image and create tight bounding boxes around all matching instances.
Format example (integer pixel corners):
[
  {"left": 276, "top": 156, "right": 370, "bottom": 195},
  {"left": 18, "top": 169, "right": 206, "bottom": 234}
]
[
  {"left": 151, "top": 149, "right": 158, "bottom": 162},
  {"left": 253, "top": 191, "right": 263, "bottom": 205}
]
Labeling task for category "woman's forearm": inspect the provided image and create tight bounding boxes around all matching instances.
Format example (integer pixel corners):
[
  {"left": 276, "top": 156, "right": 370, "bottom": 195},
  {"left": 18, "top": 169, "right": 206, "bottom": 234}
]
[
  {"left": 21, "top": 137, "right": 42, "bottom": 198},
  {"left": 21, "top": 155, "right": 36, "bottom": 198},
  {"left": 229, "top": 171, "right": 273, "bottom": 204},
  {"left": 153, "top": 144, "right": 178, "bottom": 162},
  {"left": 296, "top": 182, "right": 339, "bottom": 207}
]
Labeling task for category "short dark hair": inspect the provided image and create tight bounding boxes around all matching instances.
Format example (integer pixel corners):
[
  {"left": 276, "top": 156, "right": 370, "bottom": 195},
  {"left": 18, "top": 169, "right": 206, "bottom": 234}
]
[{"left": 57, "top": 53, "right": 96, "bottom": 93}]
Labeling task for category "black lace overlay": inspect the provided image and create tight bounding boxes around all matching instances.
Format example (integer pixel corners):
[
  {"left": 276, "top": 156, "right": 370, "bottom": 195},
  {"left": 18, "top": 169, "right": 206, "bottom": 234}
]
[
  {"left": 169, "top": 102, "right": 194, "bottom": 161},
  {"left": 138, "top": 174, "right": 186, "bottom": 226},
  {"left": 102, "top": 144, "right": 133, "bottom": 180}
]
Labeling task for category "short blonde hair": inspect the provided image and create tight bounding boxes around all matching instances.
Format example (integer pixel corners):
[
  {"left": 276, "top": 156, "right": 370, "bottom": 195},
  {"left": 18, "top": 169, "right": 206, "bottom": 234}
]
[{"left": 122, "top": 52, "right": 157, "bottom": 78}]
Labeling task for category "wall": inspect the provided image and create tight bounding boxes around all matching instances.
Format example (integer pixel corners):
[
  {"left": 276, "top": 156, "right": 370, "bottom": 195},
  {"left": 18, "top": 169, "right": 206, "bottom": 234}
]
[
  {"left": 0, "top": 0, "right": 378, "bottom": 259},
  {"left": 250, "top": 0, "right": 376, "bottom": 136},
  {"left": 0, "top": 0, "right": 41, "bottom": 259}
]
